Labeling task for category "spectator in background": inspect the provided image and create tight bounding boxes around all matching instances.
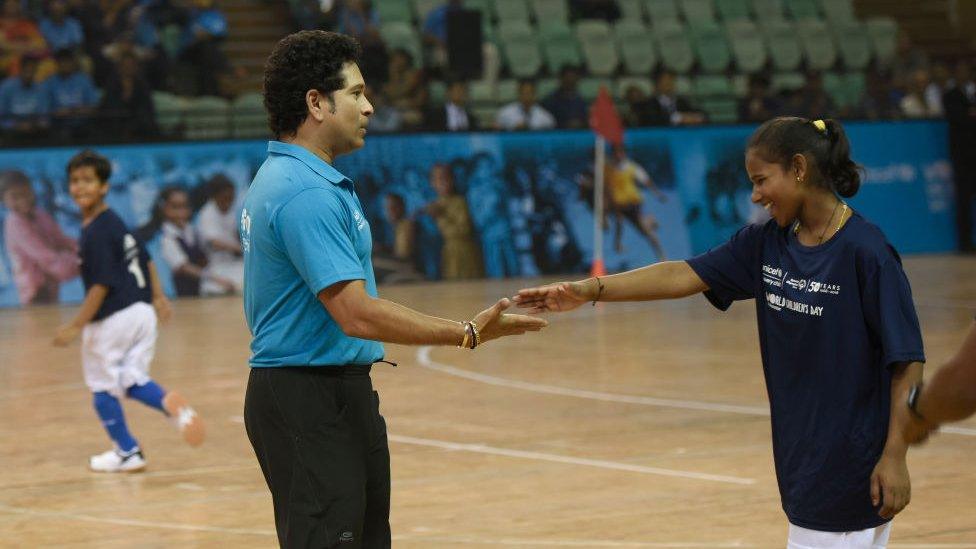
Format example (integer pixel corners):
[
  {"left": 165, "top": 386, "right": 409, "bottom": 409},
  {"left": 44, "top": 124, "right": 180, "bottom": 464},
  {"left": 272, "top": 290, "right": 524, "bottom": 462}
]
[
  {"left": 620, "top": 83, "right": 647, "bottom": 127},
  {"left": 66, "top": 0, "right": 113, "bottom": 86},
  {"left": 891, "top": 30, "right": 929, "bottom": 91},
  {"left": 0, "top": 0, "right": 48, "bottom": 77},
  {"left": 383, "top": 193, "right": 415, "bottom": 263},
  {"left": 943, "top": 60, "right": 976, "bottom": 253},
  {"left": 196, "top": 174, "right": 243, "bottom": 294},
  {"left": 151, "top": 186, "right": 235, "bottom": 297},
  {"left": 426, "top": 163, "right": 483, "bottom": 280},
  {"left": 857, "top": 68, "right": 899, "bottom": 120},
  {"left": 179, "top": 0, "right": 229, "bottom": 96},
  {"left": 1, "top": 170, "right": 78, "bottom": 305},
  {"left": 635, "top": 69, "right": 704, "bottom": 126},
  {"left": 495, "top": 78, "right": 556, "bottom": 130},
  {"left": 39, "top": 0, "right": 84, "bottom": 52},
  {"left": 383, "top": 48, "right": 426, "bottom": 127},
  {"left": 738, "top": 74, "right": 779, "bottom": 123},
  {"left": 365, "top": 84, "right": 402, "bottom": 133},
  {"left": 925, "top": 62, "right": 949, "bottom": 117},
  {"left": 900, "top": 68, "right": 941, "bottom": 118},
  {"left": 424, "top": 77, "right": 475, "bottom": 132},
  {"left": 465, "top": 153, "right": 520, "bottom": 277},
  {"left": 46, "top": 48, "right": 98, "bottom": 136},
  {"left": 98, "top": 51, "right": 157, "bottom": 139},
  {"left": 336, "top": 0, "right": 387, "bottom": 85},
  {"left": 542, "top": 64, "right": 588, "bottom": 129},
  {"left": 787, "top": 71, "right": 835, "bottom": 119},
  {"left": 422, "top": 0, "right": 463, "bottom": 68},
  {"left": 0, "top": 54, "right": 50, "bottom": 138}
]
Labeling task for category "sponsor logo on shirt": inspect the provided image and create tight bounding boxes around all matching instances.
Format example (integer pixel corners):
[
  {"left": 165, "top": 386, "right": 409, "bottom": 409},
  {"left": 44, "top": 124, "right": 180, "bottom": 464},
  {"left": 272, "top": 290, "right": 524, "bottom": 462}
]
[
  {"left": 353, "top": 210, "right": 367, "bottom": 231},
  {"left": 240, "top": 209, "right": 251, "bottom": 252},
  {"left": 785, "top": 277, "right": 808, "bottom": 291},
  {"left": 807, "top": 280, "right": 841, "bottom": 295},
  {"left": 766, "top": 292, "right": 825, "bottom": 317},
  {"left": 762, "top": 265, "right": 786, "bottom": 288}
]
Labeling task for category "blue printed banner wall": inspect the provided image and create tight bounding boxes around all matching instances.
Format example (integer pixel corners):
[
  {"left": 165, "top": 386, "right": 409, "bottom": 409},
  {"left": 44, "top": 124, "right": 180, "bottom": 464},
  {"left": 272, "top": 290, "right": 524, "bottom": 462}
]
[{"left": 0, "top": 121, "right": 956, "bottom": 308}]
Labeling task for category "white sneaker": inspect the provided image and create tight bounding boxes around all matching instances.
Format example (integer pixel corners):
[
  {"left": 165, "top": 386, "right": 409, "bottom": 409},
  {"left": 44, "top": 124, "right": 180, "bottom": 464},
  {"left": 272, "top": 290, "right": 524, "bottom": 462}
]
[
  {"left": 89, "top": 447, "right": 146, "bottom": 473},
  {"left": 162, "top": 391, "right": 205, "bottom": 447}
]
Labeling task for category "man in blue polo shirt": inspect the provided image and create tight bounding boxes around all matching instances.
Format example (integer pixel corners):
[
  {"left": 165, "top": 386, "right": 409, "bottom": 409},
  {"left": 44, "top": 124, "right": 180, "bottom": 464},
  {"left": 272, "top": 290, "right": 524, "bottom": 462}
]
[{"left": 241, "top": 31, "right": 546, "bottom": 549}]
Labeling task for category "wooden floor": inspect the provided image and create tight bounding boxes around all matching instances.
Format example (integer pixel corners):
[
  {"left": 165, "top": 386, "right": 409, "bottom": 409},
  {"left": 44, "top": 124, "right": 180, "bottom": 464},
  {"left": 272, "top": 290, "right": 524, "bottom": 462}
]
[{"left": 2, "top": 255, "right": 976, "bottom": 548}]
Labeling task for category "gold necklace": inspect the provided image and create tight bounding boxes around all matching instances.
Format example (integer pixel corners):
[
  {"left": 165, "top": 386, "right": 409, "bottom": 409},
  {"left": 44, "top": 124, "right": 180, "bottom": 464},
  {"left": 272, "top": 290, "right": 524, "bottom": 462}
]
[{"left": 794, "top": 201, "right": 847, "bottom": 244}]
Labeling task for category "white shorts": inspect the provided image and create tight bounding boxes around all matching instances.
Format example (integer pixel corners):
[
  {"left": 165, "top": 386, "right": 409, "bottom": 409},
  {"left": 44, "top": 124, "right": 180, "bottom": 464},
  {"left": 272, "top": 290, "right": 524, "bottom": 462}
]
[
  {"left": 82, "top": 301, "right": 157, "bottom": 397},
  {"left": 787, "top": 522, "right": 892, "bottom": 549}
]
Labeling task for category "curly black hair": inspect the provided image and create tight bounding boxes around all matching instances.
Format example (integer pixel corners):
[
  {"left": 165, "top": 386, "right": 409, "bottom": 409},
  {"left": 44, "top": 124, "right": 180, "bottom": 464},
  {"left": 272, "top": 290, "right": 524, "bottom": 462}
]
[
  {"left": 66, "top": 149, "right": 112, "bottom": 182},
  {"left": 263, "top": 31, "right": 363, "bottom": 139}
]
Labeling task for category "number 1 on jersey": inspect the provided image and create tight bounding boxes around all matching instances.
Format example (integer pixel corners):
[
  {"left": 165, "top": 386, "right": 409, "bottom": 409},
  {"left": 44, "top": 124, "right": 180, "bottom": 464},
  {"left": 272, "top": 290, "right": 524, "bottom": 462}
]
[{"left": 128, "top": 258, "right": 146, "bottom": 288}]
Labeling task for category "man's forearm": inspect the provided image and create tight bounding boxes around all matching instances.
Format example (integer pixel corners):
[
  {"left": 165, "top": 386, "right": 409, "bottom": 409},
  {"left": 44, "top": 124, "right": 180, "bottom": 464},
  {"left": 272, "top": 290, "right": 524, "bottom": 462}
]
[
  {"left": 917, "top": 323, "right": 976, "bottom": 424},
  {"left": 346, "top": 296, "right": 466, "bottom": 346}
]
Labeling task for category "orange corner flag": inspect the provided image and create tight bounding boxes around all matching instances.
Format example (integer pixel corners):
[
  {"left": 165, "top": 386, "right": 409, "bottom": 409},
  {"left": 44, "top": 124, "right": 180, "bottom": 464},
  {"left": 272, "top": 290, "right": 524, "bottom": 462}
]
[{"left": 588, "top": 86, "right": 624, "bottom": 146}]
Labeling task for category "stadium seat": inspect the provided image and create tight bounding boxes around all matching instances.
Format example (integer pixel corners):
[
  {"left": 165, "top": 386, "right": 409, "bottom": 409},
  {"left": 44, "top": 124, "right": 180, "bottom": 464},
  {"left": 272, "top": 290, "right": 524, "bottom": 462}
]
[
  {"left": 498, "top": 21, "right": 543, "bottom": 77},
  {"left": 615, "top": 19, "right": 657, "bottom": 75},
  {"left": 715, "top": 0, "right": 751, "bottom": 21},
  {"left": 496, "top": 78, "right": 519, "bottom": 103},
  {"left": 379, "top": 23, "right": 423, "bottom": 67},
  {"left": 865, "top": 17, "right": 898, "bottom": 66},
  {"left": 530, "top": 0, "right": 569, "bottom": 24},
  {"left": 832, "top": 20, "right": 871, "bottom": 70},
  {"left": 820, "top": 0, "right": 856, "bottom": 24},
  {"left": 375, "top": 0, "right": 412, "bottom": 24},
  {"left": 618, "top": 0, "right": 645, "bottom": 22},
  {"left": 796, "top": 19, "right": 837, "bottom": 70},
  {"left": 493, "top": 0, "right": 532, "bottom": 24},
  {"left": 654, "top": 20, "right": 695, "bottom": 74},
  {"left": 537, "top": 77, "right": 559, "bottom": 99},
  {"left": 785, "top": 0, "right": 820, "bottom": 21},
  {"left": 575, "top": 20, "right": 619, "bottom": 77},
  {"left": 232, "top": 92, "right": 267, "bottom": 139},
  {"left": 184, "top": 96, "right": 230, "bottom": 140},
  {"left": 678, "top": 0, "right": 718, "bottom": 29},
  {"left": 694, "top": 74, "right": 734, "bottom": 97},
  {"left": 690, "top": 22, "right": 732, "bottom": 73},
  {"left": 750, "top": 0, "right": 785, "bottom": 22},
  {"left": 152, "top": 91, "right": 185, "bottom": 136},
  {"left": 771, "top": 71, "right": 805, "bottom": 93},
  {"left": 762, "top": 20, "right": 802, "bottom": 71},
  {"left": 643, "top": 0, "right": 680, "bottom": 26},
  {"left": 539, "top": 22, "right": 582, "bottom": 74},
  {"left": 726, "top": 20, "right": 767, "bottom": 73},
  {"left": 615, "top": 76, "right": 654, "bottom": 97},
  {"left": 579, "top": 77, "right": 614, "bottom": 101},
  {"left": 699, "top": 97, "right": 739, "bottom": 123}
]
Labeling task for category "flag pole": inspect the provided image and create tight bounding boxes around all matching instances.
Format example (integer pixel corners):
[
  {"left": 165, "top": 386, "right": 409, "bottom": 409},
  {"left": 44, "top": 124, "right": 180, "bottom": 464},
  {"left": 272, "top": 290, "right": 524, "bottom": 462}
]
[{"left": 591, "top": 135, "right": 606, "bottom": 277}]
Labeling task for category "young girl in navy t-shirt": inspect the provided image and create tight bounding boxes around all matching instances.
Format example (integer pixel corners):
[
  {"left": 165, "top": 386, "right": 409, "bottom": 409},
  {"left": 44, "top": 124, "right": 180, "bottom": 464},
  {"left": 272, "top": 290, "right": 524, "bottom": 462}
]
[{"left": 516, "top": 117, "right": 925, "bottom": 547}]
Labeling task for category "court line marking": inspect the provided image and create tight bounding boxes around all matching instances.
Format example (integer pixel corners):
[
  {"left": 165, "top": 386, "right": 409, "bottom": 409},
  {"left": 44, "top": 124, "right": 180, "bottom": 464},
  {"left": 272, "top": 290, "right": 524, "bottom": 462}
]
[
  {"left": 1, "top": 502, "right": 973, "bottom": 549},
  {"left": 0, "top": 503, "right": 274, "bottom": 536},
  {"left": 389, "top": 434, "right": 755, "bottom": 485},
  {"left": 415, "top": 348, "right": 976, "bottom": 438}
]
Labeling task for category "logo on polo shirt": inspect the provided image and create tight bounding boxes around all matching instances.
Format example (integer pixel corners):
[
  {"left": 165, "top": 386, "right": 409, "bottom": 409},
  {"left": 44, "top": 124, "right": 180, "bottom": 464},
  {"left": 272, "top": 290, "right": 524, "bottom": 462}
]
[
  {"left": 353, "top": 210, "right": 366, "bottom": 231},
  {"left": 240, "top": 208, "right": 251, "bottom": 252}
]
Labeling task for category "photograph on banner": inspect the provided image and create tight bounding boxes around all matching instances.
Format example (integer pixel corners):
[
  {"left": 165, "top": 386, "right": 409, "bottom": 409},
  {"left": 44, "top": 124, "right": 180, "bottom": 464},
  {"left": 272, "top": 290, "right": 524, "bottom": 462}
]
[
  {"left": 0, "top": 142, "right": 264, "bottom": 308},
  {"left": 500, "top": 131, "right": 692, "bottom": 274}
]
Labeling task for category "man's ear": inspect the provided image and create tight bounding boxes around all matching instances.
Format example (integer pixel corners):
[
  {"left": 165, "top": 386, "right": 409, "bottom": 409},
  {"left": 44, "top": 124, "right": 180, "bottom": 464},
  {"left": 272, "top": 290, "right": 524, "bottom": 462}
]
[{"left": 306, "top": 89, "right": 336, "bottom": 121}]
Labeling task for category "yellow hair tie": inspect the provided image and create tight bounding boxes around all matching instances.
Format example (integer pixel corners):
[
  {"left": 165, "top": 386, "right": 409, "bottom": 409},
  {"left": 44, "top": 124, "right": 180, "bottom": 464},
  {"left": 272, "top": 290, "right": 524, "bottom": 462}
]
[{"left": 812, "top": 119, "right": 827, "bottom": 134}]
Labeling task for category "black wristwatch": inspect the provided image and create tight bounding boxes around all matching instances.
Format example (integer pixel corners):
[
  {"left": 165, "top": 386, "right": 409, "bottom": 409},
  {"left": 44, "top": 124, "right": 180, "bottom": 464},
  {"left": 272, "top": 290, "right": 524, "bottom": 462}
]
[{"left": 906, "top": 382, "right": 927, "bottom": 422}]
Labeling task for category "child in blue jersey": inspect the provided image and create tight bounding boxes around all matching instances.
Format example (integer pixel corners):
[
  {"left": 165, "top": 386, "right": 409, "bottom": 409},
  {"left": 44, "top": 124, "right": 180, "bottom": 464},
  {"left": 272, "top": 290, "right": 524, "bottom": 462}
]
[
  {"left": 53, "top": 150, "right": 205, "bottom": 473},
  {"left": 516, "top": 117, "right": 924, "bottom": 548}
]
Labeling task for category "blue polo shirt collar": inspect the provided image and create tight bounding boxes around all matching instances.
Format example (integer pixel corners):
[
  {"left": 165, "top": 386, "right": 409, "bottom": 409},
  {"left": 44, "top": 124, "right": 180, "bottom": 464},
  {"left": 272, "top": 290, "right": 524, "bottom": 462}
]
[{"left": 267, "top": 140, "right": 351, "bottom": 186}]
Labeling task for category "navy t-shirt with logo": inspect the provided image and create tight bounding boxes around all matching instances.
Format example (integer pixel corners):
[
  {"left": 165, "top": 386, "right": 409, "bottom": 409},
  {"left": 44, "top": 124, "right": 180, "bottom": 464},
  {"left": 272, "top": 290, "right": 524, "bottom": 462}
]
[
  {"left": 80, "top": 208, "right": 153, "bottom": 321},
  {"left": 686, "top": 212, "right": 924, "bottom": 532}
]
